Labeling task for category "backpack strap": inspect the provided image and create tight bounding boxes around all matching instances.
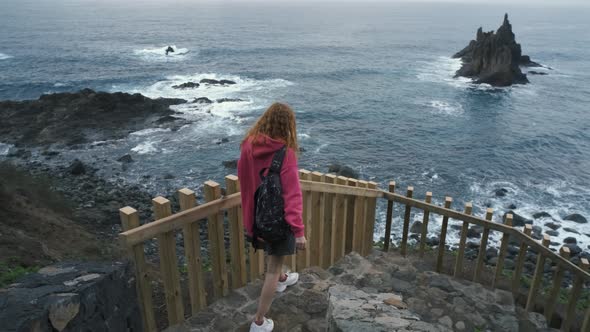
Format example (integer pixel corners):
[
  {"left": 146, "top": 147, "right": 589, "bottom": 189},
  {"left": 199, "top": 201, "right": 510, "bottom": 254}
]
[
  {"left": 269, "top": 145, "right": 287, "bottom": 174},
  {"left": 258, "top": 145, "right": 287, "bottom": 180}
]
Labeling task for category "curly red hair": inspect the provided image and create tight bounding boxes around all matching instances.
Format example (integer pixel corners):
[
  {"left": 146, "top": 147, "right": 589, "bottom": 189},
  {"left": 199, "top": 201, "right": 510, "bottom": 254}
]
[{"left": 243, "top": 102, "right": 299, "bottom": 152}]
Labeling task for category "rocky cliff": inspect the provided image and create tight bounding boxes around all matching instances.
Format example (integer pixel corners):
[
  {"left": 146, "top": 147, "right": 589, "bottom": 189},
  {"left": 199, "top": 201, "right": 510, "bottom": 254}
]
[{"left": 453, "top": 14, "right": 541, "bottom": 87}]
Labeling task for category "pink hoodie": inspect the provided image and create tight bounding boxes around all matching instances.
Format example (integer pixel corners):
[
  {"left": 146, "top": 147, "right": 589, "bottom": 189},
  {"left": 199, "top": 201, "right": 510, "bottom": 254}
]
[{"left": 237, "top": 134, "right": 305, "bottom": 238}]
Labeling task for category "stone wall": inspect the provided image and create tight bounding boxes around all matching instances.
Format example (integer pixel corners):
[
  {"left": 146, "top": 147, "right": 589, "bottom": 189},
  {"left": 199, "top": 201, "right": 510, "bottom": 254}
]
[{"left": 0, "top": 261, "right": 142, "bottom": 332}]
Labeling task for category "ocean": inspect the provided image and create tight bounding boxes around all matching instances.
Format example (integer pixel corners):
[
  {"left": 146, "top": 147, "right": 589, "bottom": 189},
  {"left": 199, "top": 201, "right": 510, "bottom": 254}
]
[{"left": 1, "top": 0, "right": 589, "bottom": 249}]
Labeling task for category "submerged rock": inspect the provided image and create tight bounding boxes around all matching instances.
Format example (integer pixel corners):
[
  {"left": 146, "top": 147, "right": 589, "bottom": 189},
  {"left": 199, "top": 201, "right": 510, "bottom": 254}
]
[
  {"left": 193, "top": 97, "right": 213, "bottom": 104},
  {"left": 453, "top": 14, "right": 538, "bottom": 86},
  {"left": 564, "top": 213, "right": 588, "bottom": 224},
  {"left": 68, "top": 159, "right": 86, "bottom": 175},
  {"left": 328, "top": 164, "right": 359, "bottom": 179},
  {"left": 199, "top": 78, "right": 236, "bottom": 85},
  {"left": 217, "top": 98, "right": 245, "bottom": 103},
  {"left": 172, "top": 82, "right": 200, "bottom": 89}
]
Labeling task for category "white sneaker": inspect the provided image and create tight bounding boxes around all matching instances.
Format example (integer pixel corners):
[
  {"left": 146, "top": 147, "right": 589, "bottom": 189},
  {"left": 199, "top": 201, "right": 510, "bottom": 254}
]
[
  {"left": 276, "top": 272, "right": 299, "bottom": 292},
  {"left": 249, "top": 317, "right": 274, "bottom": 332}
]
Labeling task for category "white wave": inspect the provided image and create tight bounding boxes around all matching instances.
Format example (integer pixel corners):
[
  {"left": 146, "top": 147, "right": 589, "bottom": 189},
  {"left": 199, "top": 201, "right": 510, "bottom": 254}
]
[
  {"left": 0, "top": 53, "right": 13, "bottom": 60},
  {"left": 53, "top": 82, "right": 68, "bottom": 87},
  {"left": 130, "top": 128, "right": 171, "bottom": 136},
  {"left": 0, "top": 142, "right": 14, "bottom": 155},
  {"left": 133, "top": 45, "right": 190, "bottom": 62},
  {"left": 427, "top": 100, "right": 464, "bottom": 116},
  {"left": 298, "top": 133, "right": 311, "bottom": 140},
  {"left": 131, "top": 141, "right": 159, "bottom": 154},
  {"left": 416, "top": 56, "right": 506, "bottom": 91},
  {"left": 315, "top": 143, "right": 329, "bottom": 153}
]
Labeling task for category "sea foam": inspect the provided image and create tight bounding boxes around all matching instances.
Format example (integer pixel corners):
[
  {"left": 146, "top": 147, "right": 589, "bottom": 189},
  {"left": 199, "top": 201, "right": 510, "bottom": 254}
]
[
  {"left": 133, "top": 45, "right": 190, "bottom": 62},
  {"left": 0, "top": 53, "right": 13, "bottom": 60}
]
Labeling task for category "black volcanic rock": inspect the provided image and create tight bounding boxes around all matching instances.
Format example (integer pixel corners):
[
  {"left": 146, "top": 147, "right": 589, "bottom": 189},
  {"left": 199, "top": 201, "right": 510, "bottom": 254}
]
[
  {"left": 199, "top": 78, "right": 236, "bottom": 85},
  {"left": 172, "top": 82, "right": 200, "bottom": 89},
  {"left": 0, "top": 89, "right": 186, "bottom": 148},
  {"left": 453, "top": 14, "right": 538, "bottom": 87}
]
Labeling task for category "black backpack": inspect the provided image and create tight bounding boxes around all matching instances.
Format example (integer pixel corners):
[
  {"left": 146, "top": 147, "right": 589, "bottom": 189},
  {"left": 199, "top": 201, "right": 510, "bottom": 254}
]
[{"left": 252, "top": 145, "right": 291, "bottom": 243}]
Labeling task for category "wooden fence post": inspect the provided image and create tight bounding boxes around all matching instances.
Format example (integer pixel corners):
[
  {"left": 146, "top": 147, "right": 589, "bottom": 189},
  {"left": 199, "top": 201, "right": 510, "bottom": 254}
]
[
  {"left": 454, "top": 202, "right": 473, "bottom": 277},
  {"left": 357, "top": 180, "right": 369, "bottom": 255},
  {"left": 225, "top": 176, "right": 248, "bottom": 289},
  {"left": 511, "top": 224, "right": 532, "bottom": 294},
  {"left": 492, "top": 214, "right": 513, "bottom": 288},
  {"left": 563, "top": 258, "right": 590, "bottom": 331},
  {"left": 333, "top": 176, "right": 349, "bottom": 262},
  {"left": 435, "top": 197, "right": 453, "bottom": 272},
  {"left": 178, "top": 188, "right": 206, "bottom": 314},
  {"left": 418, "top": 192, "right": 433, "bottom": 257},
  {"left": 324, "top": 174, "right": 337, "bottom": 267},
  {"left": 544, "top": 246, "right": 571, "bottom": 323},
  {"left": 526, "top": 235, "right": 551, "bottom": 312},
  {"left": 365, "top": 182, "right": 378, "bottom": 256},
  {"left": 119, "top": 207, "right": 157, "bottom": 332},
  {"left": 400, "top": 187, "right": 415, "bottom": 256},
  {"left": 297, "top": 170, "right": 312, "bottom": 270},
  {"left": 203, "top": 181, "right": 228, "bottom": 299},
  {"left": 311, "top": 172, "right": 324, "bottom": 266},
  {"left": 383, "top": 181, "right": 396, "bottom": 252},
  {"left": 152, "top": 197, "right": 184, "bottom": 325},
  {"left": 474, "top": 208, "right": 493, "bottom": 282},
  {"left": 345, "top": 178, "right": 357, "bottom": 254}
]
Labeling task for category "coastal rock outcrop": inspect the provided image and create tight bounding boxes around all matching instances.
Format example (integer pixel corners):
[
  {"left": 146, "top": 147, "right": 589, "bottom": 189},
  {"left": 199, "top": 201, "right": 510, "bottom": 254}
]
[
  {"left": 0, "top": 89, "right": 186, "bottom": 148},
  {"left": 453, "top": 14, "right": 540, "bottom": 86}
]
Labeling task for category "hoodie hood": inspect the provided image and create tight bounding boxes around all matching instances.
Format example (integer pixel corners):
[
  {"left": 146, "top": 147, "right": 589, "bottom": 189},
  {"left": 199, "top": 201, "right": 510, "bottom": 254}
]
[{"left": 250, "top": 134, "right": 286, "bottom": 159}]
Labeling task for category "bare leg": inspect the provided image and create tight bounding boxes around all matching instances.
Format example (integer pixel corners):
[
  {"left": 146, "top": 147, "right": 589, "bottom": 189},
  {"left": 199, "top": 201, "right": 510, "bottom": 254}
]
[{"left": 254, "top": 255, "right": 284, "bottom": 322}]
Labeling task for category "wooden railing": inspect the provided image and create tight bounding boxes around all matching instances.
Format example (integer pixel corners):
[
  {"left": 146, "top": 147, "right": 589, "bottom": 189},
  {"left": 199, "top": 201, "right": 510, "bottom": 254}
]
[
  {"left": 119, "top": 173, "right": 590, "bottom": 331},
  {"left": 380, "top": 185, "right": 590, "bottom": 332},
  {"left": 118, "top": 170, "right": 378, "bottom": 331}
]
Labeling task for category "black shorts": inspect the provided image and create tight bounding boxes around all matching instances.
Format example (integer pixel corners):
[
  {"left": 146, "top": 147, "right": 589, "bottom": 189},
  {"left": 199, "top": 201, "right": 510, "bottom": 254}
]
[{"left": 251, "top": 232, "right": 295, "bottom": 256}]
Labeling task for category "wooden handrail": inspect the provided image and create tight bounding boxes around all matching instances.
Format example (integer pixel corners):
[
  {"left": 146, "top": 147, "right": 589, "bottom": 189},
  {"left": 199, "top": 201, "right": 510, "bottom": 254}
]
[
  {"left": 380, "top": 190, "right": 590, "bottom": 280},
  {"left": 119, "top": 192, "right": 241, "bottom": 247},
  {"left": 299, "top": 180, "right": 383, "bottom": 198}
]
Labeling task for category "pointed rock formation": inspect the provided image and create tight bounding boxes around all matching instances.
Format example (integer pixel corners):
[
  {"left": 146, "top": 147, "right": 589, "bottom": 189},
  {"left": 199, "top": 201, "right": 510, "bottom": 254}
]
[{"left": 453, "top": 14, "right": 540, "bottom": 87}]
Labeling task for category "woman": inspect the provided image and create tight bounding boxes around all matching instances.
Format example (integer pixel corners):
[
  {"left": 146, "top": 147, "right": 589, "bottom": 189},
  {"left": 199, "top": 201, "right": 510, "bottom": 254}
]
[{"left": 238, "top": 102, "right": 307, "bottom": 332}]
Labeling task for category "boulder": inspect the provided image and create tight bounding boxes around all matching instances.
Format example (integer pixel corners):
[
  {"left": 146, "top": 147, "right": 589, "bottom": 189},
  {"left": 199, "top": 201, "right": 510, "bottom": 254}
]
[
  {"left": 199, "top": 78, "right": 236, "bottom": 85},
  {"left": 117, "top": 154, "right": 133, "bottom": 163},
  {"left": 217, "top": 98, "right": 245, "bottom": 103},
  {"left": 222, "top": 160, "right": 238, "bottom": 169},
  {"left": 495, "top": 188, "right": 508, "bottom": 197},
  {"left": 410, "top": 221, "right": 422, "bottom": 234},
  {"left": 545, "top": 230, "right": 559, "bottom": 237},
  {"left": 172, "top": 82, "right": 200, "bottom": 89},
  {"left": 563, "top": 227, "right": 580, "bottom": 235},
  {"left": 564, "top": 214, "right": 587, "bottom": 224},
  {"left": 564, "top": 244, "right": 582, "bottom": 256},
  {"left": 68, "top": 159, "right": 86, "bottom": 175},
  {"left": 544, "top": 222, "right": 560, "bottom": 230},
  {"left": 453, "top": 14, "right": 535, "bottom": 86},
  {"left": 327, "top": 164, "right": 359, "bottom": 179},
  {"left": 533, "top": 211, "right": 552, "bottom": 219},
  {"left": 564, "top": 237, "right": 577, "bottom": 244},
  {"left": 0, "top": 261, "right": 141, "bottom": 332},
  {"left": 193, "top": 97, "right": 213, "bottom": 104},
  {"left": 503, "top": 210, "right": 532, "bottom": 227}
]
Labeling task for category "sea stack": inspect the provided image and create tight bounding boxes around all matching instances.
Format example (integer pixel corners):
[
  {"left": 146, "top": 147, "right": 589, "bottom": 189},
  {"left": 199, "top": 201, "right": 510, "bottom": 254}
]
[{"left": 453, "top": 14, "right": 539, "bottom": 87}]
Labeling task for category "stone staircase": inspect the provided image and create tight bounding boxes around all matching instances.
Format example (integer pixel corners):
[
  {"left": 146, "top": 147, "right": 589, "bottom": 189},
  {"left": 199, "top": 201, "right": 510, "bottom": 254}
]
[{"left": 166, "top": 251, "right": 556, "bottom": 332}]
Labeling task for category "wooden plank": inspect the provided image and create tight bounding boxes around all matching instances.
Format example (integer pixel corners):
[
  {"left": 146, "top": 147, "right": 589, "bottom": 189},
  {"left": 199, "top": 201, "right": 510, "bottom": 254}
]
[
  {"left": 324, "top": 174, "right": 337, "bottom": 266},
  {"left": 203, "top": 181, "right": 228, "bottom": 299},
  {"left": 178, "top": 188, "right": 206, "bottom": 314},
  {"left": 492, "top": 214, "right": 513, "bottom": 288},
  {"left": 297, "top": 170, "right": 312, "bottom": 270},
  {"left": 346, "top": 178, "right": 358, "bottom": 254},
  {"left": 119, "top": 207, "right": 157, "bottom": 332},
  {"left": 511, "top": 224, "right": 532, "bottom": 295},
  {"left": 453, "top": 202, "right": 473, "bottom": 278},
  {"left": 248, "top": 243, "right": 259, "bottom": 281},
  {"left": 418, "top": 192, "right": 433, "bottom": 257},
  {"left": 310, "top": 172, "right": 324, "bottom": 267},
  {"left": 365, "top": 181, "right": 378, "bottom": 256},
  {"left": 544, "top": 246, "right": 571, "bottom": 323},
  {"left": 333, "top": 176, "right": 348, "bottom": 262},
  {"left": 526, "top": 235, "right": 551, "bottom": 312},
  {"left": 563, "top": 258, "right": 590, "bottom": 331},
  {"left": 225, "top": 176, "right": 247, "bottom": 289},
  {"left": 582, "top": 294, "right": 590, "bottom": 332},
  {"left": 357, "top": 180, "right": 369, "bottom": 256},
  {"left": 120, "top": 192, "right": 241, "bottom": 247},
  {"left": 383, "top": 181, "right": 396, "bottom": 252},
  {"left": 474, "top": 208, "right": 494, "bottom": 283},
  {"left": 352, "top": 180, "right": 366, "bottom": 254},
  {"left": 400, "top": 187, "right": 415, "bottom": 257},
  {"left": 435, "top": 197, "right": 453, "bottom": 272},
  {"left": 299, "top": 180, "right": 382, "bottom": 198},
  {"left": 152, "top": 197, "right": 184, "bottom": 325}
]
